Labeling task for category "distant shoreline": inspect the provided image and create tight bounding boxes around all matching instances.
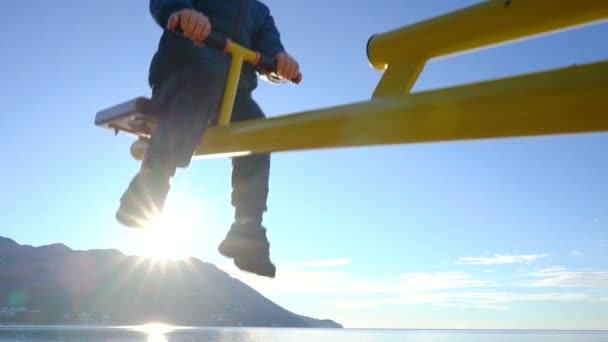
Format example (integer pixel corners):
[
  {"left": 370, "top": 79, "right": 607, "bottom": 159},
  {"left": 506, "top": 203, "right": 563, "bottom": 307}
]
[{"left": 1, "top": 324, "right": 607, "bottom": 332}]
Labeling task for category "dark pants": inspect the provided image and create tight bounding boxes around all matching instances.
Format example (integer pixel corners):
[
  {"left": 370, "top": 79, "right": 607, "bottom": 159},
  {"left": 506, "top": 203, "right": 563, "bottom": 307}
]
[{"left": 143, "top": 65, "right": 270, "bottom": 221}]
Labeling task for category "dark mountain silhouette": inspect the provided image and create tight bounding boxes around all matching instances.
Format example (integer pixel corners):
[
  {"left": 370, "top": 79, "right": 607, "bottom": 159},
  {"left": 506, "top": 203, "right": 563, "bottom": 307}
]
[{"left": 0, "top": 236, "right": 342, "bottom": 328}]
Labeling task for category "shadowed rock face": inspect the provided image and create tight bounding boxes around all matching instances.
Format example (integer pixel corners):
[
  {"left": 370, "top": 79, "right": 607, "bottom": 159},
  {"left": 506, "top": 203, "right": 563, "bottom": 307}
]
[{"left": 0, "top": 236, "right": 342, "bottom": 328}]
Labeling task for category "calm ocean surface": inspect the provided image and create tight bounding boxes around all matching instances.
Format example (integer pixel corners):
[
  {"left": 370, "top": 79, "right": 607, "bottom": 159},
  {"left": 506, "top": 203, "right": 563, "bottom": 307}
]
[{"left": 0, "top": 326, "right": 607, "bottom": 342}]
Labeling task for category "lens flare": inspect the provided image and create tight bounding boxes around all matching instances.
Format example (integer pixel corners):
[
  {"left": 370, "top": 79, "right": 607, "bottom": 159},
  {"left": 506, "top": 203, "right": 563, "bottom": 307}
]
[
  {"left": 131, "top": 323, "right": 172, "bottom": 342},
  {"left": 136, "top": 196, "right": 203, "bottom": 261}
]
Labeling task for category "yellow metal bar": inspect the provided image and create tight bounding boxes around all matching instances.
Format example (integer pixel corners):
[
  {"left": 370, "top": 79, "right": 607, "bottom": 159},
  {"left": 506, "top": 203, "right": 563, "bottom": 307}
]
[
  {"left": 372, "top": 59, "right": 426, "bottom": 97},
  {"left": 217, "top": 42, "right": 261, "bottom": 125},
  {"left": 217, "top": 52, "right": 244, "bottom": 125},
  {"left": 368, "top": 0, "right": 608, "bottom": 70},
  {"left": 194, "top": 60, "right": 608, "bottom": 157},
  {"left": 228, "top": 41, "right": 259, "bottom": 65}
]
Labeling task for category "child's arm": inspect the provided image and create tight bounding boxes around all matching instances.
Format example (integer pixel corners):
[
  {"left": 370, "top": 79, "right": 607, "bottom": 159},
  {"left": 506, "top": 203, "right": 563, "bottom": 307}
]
[
  {"left": 150, "top": 0, "right": 211, "bottom": 44},
  {"left": 149, "top": 0, "right": 193, "bottom": 29},
  {"left": 253, "top": 7, "right": 285, "bottom": 59},
  {"left": 253, "top": 3, "right": 300, "bottom": 81}
]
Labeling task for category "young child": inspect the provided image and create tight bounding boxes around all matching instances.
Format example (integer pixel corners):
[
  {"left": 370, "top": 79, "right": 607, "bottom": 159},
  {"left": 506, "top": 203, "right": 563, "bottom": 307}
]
[{"left": 116, "top": 0, "right": 301, "bottom": 278}]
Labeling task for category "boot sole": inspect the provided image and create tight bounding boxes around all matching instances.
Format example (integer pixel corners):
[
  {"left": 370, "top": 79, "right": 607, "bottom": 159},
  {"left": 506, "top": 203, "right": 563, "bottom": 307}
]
[
  {"left": 218, "top": 239, "right": 239, "bottom": 258},
  {"left": 218, "top": 240, "right": 276, "bottom": 278},
  {"left": 116, "top": 210, "right": 148, "bottom": 229},
  {"left": 234, "top": 257, "right": 276, "bottom": 278}
]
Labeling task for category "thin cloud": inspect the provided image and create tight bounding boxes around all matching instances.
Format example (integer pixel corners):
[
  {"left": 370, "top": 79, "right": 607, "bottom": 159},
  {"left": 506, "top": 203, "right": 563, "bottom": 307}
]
[
  {"left": 220, "top": 264, "right": 353, "bottom": 295},
  {"left": 221, "top": 262, "right": 606, "bottom": 312},
  {"left": 476, "top": 305, "right": 510, "bottom": 311},
  {"left": 325, "top": 291, "right": 586, "bottom": 309},
  {"left": 521, "top": 267, "right": 608, "bottom": 288},
  {"left": 399, "top": 272, "right": 493, "bottom": 291},
  {"left": 220, "top": 267, "right": 493, "bottom": 297},
  {"left": 284, "top": 258, "right": 352, "bottom": 268},
  {"left": 571, "top": 251, "right": 582, "bottom": 257},
  {"left": 219, "top": 259, "right": 354, "bottom": 294},
  {"left": 457, "top": 254, "right": 548, "bottom": 265}
]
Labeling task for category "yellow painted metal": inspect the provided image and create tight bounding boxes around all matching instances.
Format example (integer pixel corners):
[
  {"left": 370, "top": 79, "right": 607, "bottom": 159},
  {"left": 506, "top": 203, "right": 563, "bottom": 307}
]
[
  {"left": 228, "top": 41, "right": 260, "bottom": 65},
  {"left": 193, "top": 60, "right": 608, "bottom": 157},
  {"left": 372, "top": 59, "right": 426, "bottom": 97},
  {"left": 368, "top": 0, "right": 608, "bottom": 70},
  {"left": 217, "top": 42, "right": 261, "bottom": 125},
  {"left": 217, "top": 52, "right": 244, "bottom": 125},
  {"left": 367, "top": 0, "right": 608, "bottom": 97}
]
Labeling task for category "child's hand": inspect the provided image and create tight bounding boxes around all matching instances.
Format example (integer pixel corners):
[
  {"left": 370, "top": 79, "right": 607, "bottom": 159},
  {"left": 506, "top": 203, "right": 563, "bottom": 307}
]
[
  {"left": 167, "top": 9, "right": 211, "bottom": 45},
  {"left": 275, "top": 52, "right": 300, "bottom": 81}
]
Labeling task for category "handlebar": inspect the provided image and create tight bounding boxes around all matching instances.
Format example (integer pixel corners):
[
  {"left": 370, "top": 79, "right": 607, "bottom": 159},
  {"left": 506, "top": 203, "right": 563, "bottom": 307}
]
[{"left": 168, "top": 16, "right": 302, "bottom": 84}]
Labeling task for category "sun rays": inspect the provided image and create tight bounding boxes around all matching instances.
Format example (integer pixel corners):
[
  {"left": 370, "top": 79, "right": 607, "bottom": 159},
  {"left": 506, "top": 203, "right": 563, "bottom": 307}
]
[
  {"left": 135, "top": 195, "right": 204, "bottom": 262},
  {"left": 108, "top": 190, "right": 223, "bottom": 305}
]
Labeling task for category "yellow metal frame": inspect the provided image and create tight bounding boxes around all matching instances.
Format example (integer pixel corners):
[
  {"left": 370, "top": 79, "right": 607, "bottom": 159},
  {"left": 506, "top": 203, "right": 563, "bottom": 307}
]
[
  {"left": 195, "top": 60, "right": 608, "bottom": 156},
  {"left": 193, "top": 0, "right": 608, "bottom": 158},
  {"left": 217, "top": 42, "right": 260, "bottom": 126},
  {"left": 367, "top": 0, "right": 608, "bottom": 97}
]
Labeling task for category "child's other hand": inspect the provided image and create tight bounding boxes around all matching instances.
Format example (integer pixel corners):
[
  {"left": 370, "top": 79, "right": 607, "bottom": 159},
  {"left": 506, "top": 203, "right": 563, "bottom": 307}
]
[
  {"left": 167, "top": 9, "right": 211, "bottom": 45},
  {"left": 275, "top": 52, "right": 300, "bottom": 81}
]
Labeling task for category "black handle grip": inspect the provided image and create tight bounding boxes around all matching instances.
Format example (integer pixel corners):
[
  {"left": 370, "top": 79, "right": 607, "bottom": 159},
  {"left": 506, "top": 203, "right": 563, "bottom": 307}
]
[
  {"left": 258, "top": 55, "right": 303, "bottom": 84},
  {"left": 204, "top": 32, "right": 229, "bottom": 51},
  {"left": 168, "top": 15, "right": 301, "bottom": 84}
]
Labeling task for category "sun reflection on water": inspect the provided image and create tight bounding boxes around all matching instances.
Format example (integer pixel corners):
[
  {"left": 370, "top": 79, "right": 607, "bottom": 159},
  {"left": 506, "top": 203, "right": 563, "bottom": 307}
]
[{"left": 131, "top": 323, "right": 173, "bottom": 342}]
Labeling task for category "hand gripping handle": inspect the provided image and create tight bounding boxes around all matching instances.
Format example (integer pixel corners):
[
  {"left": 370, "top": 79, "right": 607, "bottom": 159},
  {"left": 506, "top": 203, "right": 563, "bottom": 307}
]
[{"left": 168, "top": 15, "right": 302, "bottom": 84}]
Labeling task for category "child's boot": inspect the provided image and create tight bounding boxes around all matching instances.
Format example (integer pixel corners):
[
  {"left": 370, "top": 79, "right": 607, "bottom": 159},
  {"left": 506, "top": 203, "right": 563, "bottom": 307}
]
[
  {"left": 218, "top": 219, "right": 276, "bottom": 278},
  {"left": 115, "top": 169, "right": 171, "bottom": 229}
]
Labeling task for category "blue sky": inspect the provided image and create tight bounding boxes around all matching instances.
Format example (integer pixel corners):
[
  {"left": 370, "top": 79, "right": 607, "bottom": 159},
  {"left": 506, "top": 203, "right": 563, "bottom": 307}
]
[{"left": 1, "top": 0, "right": 607, "bottom": 330}]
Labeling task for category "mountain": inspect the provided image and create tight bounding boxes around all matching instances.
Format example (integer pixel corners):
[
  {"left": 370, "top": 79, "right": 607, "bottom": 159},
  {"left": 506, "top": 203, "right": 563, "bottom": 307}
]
[{"left": 0, "top": 236, "right": 342, "bottom": 328}]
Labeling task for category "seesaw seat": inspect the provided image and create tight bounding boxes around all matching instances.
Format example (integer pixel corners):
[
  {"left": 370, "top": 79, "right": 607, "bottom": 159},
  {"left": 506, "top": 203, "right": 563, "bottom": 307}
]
[{"left": 95, "top": 97, "right": 158, "bottom": 138}]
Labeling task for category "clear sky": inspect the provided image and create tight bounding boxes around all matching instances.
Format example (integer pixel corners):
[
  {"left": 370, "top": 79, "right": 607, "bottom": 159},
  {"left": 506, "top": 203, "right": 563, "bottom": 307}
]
[{"left": 1, "top": 0, "right": 607, "bottom": 330}]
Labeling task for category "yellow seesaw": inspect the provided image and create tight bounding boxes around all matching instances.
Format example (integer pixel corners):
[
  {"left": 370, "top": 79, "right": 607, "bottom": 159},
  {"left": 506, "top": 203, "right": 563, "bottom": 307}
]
[{"left": 95, "top": 0, "right": 608, "bottom": 161}]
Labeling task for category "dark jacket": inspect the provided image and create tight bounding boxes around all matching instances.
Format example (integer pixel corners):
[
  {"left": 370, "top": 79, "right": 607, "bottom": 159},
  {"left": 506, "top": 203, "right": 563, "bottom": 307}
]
[{"left": 148, "top": 0, "right": 285, "bottom": 91}]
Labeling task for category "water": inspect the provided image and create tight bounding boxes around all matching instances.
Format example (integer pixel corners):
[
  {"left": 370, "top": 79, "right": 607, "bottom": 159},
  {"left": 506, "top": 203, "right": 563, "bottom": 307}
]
[{"left": 0, "top": 326, "right": 606, "bottom": 342}]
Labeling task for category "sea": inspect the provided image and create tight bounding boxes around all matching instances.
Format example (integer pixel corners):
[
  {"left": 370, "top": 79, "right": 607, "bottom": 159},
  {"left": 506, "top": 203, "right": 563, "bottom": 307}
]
[{"left": 0, "top": 326, "right": 607, "bottom": 342}]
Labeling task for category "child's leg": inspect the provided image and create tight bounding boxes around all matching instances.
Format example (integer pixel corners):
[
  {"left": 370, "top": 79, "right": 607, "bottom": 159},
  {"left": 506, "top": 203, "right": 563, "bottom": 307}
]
[
  {"left": 230, "top": 155, "right": 270, "bottom": 223},
  {"left": 116, "top": 65, "right": 226, "bottom": 228},
  {"left": 218, "top": 91, "right": 276, "bottom": 277},
  {"left": 229, "top": 91, "right": 271, "bottom": 223}
]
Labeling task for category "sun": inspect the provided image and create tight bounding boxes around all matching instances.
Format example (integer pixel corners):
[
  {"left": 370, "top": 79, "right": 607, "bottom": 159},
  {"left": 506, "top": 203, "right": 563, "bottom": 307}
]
[{"left": 138, "top": 197, "right": 201, "bottom": 261}]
